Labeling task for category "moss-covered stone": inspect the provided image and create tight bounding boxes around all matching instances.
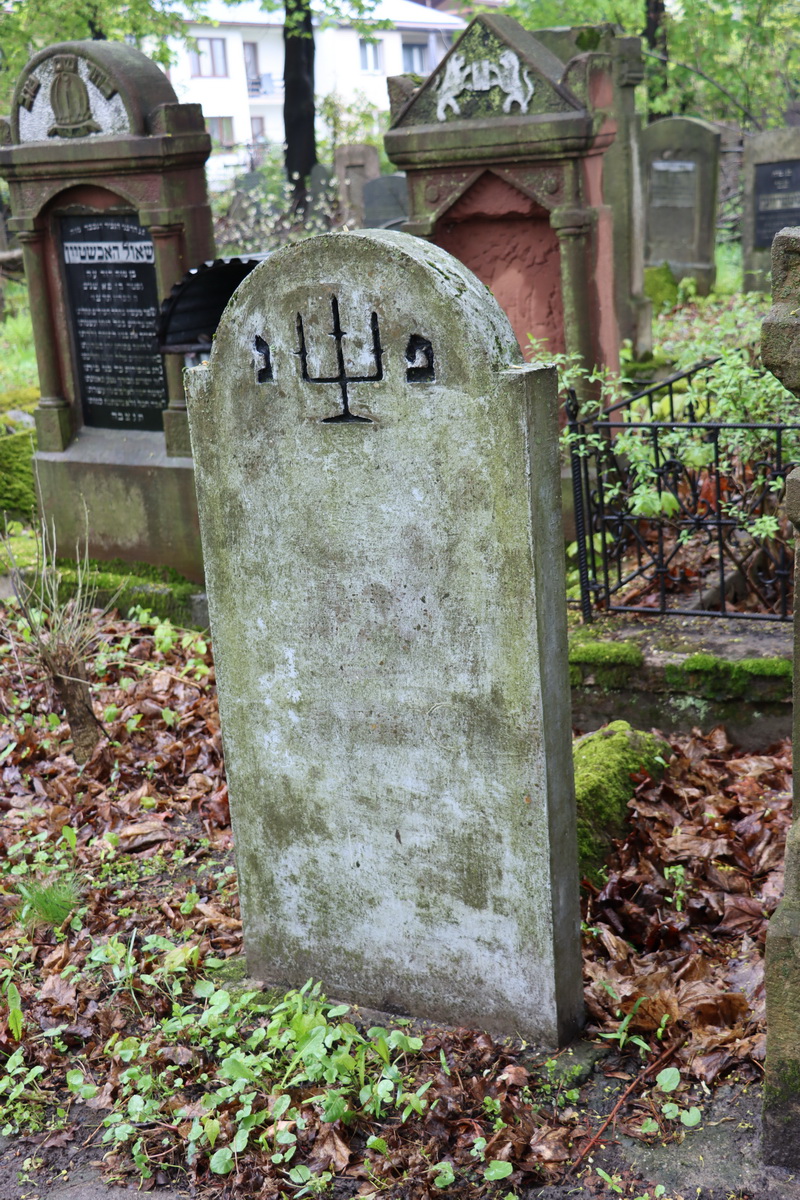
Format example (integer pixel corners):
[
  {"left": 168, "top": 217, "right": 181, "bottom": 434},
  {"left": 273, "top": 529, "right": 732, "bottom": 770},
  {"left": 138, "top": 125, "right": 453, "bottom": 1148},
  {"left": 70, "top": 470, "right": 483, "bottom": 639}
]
[
  {"left": 569, "top": 639, "right": 644, "bottom": 688},
  {"left": 0, "top": 428, "right": 36, "bottom": 518},
  {"left": 0, "top": 386, "right": 38, "bottom": 416},
  {"left": 573, "top": 720, "right": 670, "bottom": 882},
  {"left": 644, "top": 262, "right": 678, "bottom": 312},
  {"left": 665, "top": 652, "right": 792, "bottom": 701}
]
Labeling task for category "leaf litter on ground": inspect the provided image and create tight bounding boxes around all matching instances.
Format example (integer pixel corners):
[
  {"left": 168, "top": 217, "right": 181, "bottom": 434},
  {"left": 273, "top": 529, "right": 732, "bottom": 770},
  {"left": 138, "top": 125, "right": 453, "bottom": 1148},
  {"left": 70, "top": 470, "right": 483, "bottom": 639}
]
[{"left": 0, "top": 604, "right": 791, "bottom": 1198}]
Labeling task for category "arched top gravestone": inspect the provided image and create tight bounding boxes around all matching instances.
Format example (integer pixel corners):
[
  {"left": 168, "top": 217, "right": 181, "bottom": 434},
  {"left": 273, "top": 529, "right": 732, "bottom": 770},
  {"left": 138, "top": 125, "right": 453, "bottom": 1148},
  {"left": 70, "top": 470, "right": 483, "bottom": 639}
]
[{"left": 186, "top": 230, "right": 584, "bottom": 1043}]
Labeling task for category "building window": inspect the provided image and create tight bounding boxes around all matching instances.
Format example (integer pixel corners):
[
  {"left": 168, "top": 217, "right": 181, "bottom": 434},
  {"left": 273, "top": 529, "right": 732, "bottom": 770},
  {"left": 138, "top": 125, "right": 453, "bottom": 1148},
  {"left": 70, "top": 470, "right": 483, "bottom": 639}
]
[
  {"left": 251, "top": 115, "right": 265, "bottom": 141},
  {"left": 206, "top": 116, "right": 235, "bottom": 146},
  {"left": 402, "top": 41, "right": 428, "bottom": 74},
  {"left": 359, "top": 39, "right": 382, "bottom": 72},
  {"left": 189, "top": 37, "right": 228, "bottom": 78},
  {"left": 243, "top": 41, "right": 259, "bottom": 81}
]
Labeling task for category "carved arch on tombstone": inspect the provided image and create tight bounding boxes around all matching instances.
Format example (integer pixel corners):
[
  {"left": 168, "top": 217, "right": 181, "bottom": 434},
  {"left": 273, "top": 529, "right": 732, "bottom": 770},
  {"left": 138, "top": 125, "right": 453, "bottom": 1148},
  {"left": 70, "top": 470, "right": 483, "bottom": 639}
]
[{"left": 432, "top": 170, "right": 566, "bottom": 355}]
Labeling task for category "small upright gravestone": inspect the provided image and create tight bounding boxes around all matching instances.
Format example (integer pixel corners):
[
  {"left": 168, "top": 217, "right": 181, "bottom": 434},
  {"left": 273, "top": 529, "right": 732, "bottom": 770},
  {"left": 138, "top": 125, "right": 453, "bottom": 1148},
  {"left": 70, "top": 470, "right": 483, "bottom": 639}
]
[
  {"left": 363, "top": 173, "right": 408, "bottom": 229},
  {"left": 640, "top": 117, "right": 720, "bottom": 295},
  {"left": 185, "top": 229, "right": 584, "bottom": 1043},
  {"left": 744, "top": 130, "right": 800, "bottom": 292},
  {"left": 761, "top": 227, "right": 800, "bottom": 1164}
]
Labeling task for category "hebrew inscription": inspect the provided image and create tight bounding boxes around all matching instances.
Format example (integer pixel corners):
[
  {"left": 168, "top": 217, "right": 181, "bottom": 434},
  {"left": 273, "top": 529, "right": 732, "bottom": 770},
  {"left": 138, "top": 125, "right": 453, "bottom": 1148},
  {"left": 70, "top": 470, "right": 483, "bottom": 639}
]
[
  {"left": 436, "top": 50, "right": 534, "bottom": 121},
  {"left": 61, "top": 214, "right": 167, "bottom": 430}
]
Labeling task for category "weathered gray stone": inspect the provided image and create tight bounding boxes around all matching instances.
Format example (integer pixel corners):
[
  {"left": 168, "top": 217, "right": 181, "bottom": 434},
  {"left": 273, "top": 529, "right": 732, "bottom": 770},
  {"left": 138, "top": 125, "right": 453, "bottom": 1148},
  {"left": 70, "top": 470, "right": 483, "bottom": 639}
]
[
  {"left": 763, "top": 258, "right": 800, "bottom": 1160},
  {"left": 640, "top": 116, "right": 720, "bottom": 295},
  {"left": 761, "top": 226, "right": 800, "bottom": 393},
  {"left": 744, "top": 128, "right": 800, "bottom": 292},
  {"left": 363, "top": 172, "right": 408, "bottom": 228},
  {"left": 185, "top": 229, "right": 584, "bottom": 1044},
  {"left": 333, "top": 143, "right": 380, "bottom": 225}
]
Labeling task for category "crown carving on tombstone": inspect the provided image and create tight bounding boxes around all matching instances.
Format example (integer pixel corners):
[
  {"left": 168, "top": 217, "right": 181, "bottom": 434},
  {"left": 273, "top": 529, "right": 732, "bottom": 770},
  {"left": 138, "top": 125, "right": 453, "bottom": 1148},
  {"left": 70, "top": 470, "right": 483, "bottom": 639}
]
[{"left": 49, "top": 54, "right": 101, "bottom": 139}]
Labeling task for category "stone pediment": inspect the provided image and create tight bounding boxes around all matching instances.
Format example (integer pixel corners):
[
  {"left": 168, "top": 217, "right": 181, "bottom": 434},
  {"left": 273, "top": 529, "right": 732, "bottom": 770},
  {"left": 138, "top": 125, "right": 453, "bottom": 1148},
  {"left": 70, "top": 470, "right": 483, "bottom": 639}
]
[{"left": 391, "top": 15, "right": 585, "bottom": 131}]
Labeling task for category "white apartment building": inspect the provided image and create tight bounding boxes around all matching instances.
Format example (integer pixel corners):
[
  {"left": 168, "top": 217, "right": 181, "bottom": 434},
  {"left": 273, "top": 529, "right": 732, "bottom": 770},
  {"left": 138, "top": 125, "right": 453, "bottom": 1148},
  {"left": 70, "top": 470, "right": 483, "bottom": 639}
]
[{"left": 167, "top": 0, "right": 465, "bottom": 174}]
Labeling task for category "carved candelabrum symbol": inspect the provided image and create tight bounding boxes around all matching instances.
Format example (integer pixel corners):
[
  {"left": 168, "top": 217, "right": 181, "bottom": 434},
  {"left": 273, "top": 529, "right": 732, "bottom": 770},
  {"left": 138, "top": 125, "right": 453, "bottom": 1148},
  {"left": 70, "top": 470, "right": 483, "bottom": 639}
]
[
  {"left": 253, "top": 296, "right": 435, "bottom": 420},
  {"left": 297, "top": 294, "right": 383, "bottom": 424}
]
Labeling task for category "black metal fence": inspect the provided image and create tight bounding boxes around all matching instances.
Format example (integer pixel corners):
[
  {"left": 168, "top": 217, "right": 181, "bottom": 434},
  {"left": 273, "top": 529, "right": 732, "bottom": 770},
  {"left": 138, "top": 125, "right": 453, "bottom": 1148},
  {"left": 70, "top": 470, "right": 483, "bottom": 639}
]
[{"left": 567, "top": 361, "right": 800, "bottom": 621}]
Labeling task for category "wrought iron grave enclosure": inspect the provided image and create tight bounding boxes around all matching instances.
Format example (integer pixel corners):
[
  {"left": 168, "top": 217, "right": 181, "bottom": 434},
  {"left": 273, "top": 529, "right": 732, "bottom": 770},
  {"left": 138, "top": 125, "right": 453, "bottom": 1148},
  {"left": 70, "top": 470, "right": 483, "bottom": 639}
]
[{"left": 567, "top": 361, "right": 800, "bottom": 621}]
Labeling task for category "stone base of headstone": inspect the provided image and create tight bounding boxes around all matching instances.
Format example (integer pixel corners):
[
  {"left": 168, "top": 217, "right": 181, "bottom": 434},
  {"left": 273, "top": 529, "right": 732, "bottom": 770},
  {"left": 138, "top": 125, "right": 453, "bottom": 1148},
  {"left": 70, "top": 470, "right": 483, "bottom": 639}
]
[
  {"left": 34, "top": 429, "right": 203, "bottom": 582},
  {"left": 764, "top": 820, "right": 800, "bottom": 1166},
  {"left": 34, "top": 403, "right": 71, "bottom": 453}
]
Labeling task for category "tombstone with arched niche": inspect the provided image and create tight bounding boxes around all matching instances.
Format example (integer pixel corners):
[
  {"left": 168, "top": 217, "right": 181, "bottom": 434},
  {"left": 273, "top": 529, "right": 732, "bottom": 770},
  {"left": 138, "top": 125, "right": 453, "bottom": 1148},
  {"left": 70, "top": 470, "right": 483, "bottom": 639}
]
[{"left": 0, "top": 41, "right": 215, "bottom": 581}]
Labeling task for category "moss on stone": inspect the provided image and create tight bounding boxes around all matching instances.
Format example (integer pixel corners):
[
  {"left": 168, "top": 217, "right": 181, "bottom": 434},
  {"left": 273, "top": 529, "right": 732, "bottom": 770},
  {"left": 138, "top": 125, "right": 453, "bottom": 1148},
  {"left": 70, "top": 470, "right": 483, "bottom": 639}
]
[
  {"left": 0, "top": 386, "right": 38, "bottom": 416},
  {"left": 569, "top": 639, "right": 643, "bottom": 688},
  {"left": 573, "top": 720, "right": 670, "bottom": 882},
  {"left": 644, "top": 262, "right": 678, "bottom": 312},
  {"left": 666, "top": 652, "right": 792, "bottom": 701},
  {"left": 0, "top": 429, "right": 36, "bottom": 519}
]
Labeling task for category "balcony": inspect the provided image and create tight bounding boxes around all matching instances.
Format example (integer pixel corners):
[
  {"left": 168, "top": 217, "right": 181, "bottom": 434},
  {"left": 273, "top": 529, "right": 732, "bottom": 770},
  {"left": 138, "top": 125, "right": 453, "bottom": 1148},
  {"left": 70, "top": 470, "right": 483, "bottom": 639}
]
[{"left": 247, "top": 73, "right": 279, "bottom": 98}]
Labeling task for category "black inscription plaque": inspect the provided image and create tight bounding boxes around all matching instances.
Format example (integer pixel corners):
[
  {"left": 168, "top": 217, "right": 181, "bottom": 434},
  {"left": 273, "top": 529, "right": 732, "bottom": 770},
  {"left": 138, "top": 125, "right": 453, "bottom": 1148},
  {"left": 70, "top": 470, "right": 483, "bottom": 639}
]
[
  {"left": 61, "top": 214, "right": 167, "bottom": 430},
  {"left": 755, "top": 160, "right": 800, "bottom": 249}
]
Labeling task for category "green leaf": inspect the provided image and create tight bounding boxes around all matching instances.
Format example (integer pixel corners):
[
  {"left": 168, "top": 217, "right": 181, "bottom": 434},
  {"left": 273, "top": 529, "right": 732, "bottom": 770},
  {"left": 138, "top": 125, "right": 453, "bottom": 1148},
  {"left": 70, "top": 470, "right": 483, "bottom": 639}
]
[
  {"left": 232, "top": 1127, "right": 249, "bottom": 1153},
  {"left": 656, "top": 1066, "right": 681, "bottom": 1093},
  {"left": 484, "top": 1160, "right": 514, "bottom": 1181},
  {"left": 209, "top": 1147, "right": 234, "bottom": 1174},
  {"left": 61, "top": 825, "right": 77, "bottom": 851},
  {"left": 640, "top": 1118, "right": 659, "bottom": 1134},
  {"left": 680, "top": 1106, "right": 702, "bottom": 1127},
  {"left": 596, "top": 1167, "right": 623, "bottom": 1193},
  {"left": 367, "top": 1136, "right": 388, "bottom": 1155},
  {"left": 289, "top": 1165, "right": 312, "bottom": 1184},
  {"left": 433, "top": 1162, "right": 455, "bottom": 1188},
  {"left": 202, "top": 1117, "right": 220, "bottom": 1148},
  {"left": 193, "top": 978, "right": 216, "bottom": 999},
  {"left": 661, "top": 1102, "right": 679, "bottom": 1120},
  {"left": 272, "top": 1093, "right": 291, "bottom": 1119}
]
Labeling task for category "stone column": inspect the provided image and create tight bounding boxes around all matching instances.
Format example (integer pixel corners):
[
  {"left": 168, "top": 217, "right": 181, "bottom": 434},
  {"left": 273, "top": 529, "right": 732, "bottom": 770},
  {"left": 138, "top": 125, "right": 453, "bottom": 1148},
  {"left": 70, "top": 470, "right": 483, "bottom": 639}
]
[
  {"left": 149, "top": 222, "right": 190, "bottom": 457},
  {"left": 551, "top": 207, "right": 595, "bottom": 409},
  {"left": 762, "top": 229, "right": 800, "bottom": 1164},
  {"left": 17, "top": 228, "right": 71, "bottom": 451}
]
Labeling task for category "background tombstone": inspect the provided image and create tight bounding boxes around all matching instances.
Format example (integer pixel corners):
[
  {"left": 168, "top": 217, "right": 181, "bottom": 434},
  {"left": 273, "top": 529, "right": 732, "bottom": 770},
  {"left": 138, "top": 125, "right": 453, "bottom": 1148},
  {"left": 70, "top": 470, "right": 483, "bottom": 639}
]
[
  {"left": 384, "top": 14, "right": 628, "bottom": 393},
  {"left": 185, "top": 229, "right": 584, "bottom": 1043},
  {"left": 744, "top": 129, "right": 800, "bottom": 292},
  {"left": 333, "top": 143, "right": 381, "bottom": 225},
  {"left": 0, "top": 41, "right": 215, "bottom": 581},
  {"left": 640, "top": 117, "right": 720, "bottom": 296},
  {"left": 363, "top": 172, "right": 408, "bottom": 228},
  {"left": 761, "top": 227, "right": 800, "bottom": 1163}
]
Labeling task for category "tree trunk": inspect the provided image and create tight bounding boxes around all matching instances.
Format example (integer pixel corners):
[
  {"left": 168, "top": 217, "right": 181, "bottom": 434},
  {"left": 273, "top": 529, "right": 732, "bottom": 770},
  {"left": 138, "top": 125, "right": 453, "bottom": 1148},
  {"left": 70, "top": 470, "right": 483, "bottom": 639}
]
[
  {"left": 284, "top": 0, "right": 317, "bottom": 210},
  {"left": 54, "top": 662, "right": 102, "bottom": 765},
  {"left": 643, "top": 0, "right": 669, "bottom": 120}
]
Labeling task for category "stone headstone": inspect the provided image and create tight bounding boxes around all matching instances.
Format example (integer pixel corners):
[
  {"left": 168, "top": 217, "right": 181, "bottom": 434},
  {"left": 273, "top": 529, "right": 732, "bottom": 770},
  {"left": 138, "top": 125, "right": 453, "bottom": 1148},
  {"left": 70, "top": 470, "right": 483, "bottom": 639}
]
[
  {"left": 0, "top": 41, "right": 215, "bottom": 581},
  {"left": 384, "top": 14, "right": 627, "bottom": 400},
  {"left": 640, "top": 117, "right": 720, "bottom": 295},
  {"left": 744, "top": 129, "right": 800, "bottom": 291},
  {"left": 363, "top": 172, "right": 408, "bottom": 228},
  {"left": 333, "top": 143, "right": 380, "bottom": 225},
  {"left": 185, "top": 229, "right": 584, "bottom": 1043},
  {"left": 762, "top": 229, "right": 800, "bottom": 1164}
]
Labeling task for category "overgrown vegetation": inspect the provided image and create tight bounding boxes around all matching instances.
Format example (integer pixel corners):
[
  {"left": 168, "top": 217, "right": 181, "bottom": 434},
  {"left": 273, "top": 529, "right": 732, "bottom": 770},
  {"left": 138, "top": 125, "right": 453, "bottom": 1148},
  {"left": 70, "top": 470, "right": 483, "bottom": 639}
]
[{"left": 0, "top": 586, "right": 785, "bottom": 1197}]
